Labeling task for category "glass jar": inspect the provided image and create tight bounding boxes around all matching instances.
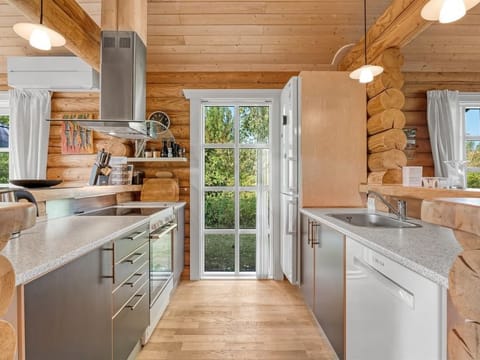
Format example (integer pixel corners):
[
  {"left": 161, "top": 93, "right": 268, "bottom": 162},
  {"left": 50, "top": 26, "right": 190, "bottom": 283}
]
[{"left": 444, "top": 160, "right": 468, "bottom": 189}]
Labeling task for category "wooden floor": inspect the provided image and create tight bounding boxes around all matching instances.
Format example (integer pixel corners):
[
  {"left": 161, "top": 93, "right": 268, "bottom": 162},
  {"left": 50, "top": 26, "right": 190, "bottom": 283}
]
[{"left": 136, "top": 280, "right": 337, "bottom": 360}]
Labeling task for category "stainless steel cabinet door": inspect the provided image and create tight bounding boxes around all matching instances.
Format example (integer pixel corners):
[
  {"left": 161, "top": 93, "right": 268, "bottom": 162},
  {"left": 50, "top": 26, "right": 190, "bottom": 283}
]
[
  {"left": 314, "top": 224, "right": 345, "bottom": 360},
  {"left": 25, "top": 244, "right": 112, "bottom": 360}
]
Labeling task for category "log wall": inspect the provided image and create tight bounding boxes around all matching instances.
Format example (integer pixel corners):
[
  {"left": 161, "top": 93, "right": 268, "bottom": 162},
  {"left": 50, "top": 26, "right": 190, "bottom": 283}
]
[
  {"left": 366, "top": 48, "right": 407, "bottom": 185},
  {"left": 47, "top": 71, "right": 295, "bottom": 280}
]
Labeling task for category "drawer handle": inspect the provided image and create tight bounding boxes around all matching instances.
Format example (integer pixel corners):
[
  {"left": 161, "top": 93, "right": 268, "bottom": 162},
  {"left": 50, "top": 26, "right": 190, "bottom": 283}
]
[
  {"left": 123, "top": 252, "right": 145, "bottom": 265},
  {"left": 124, "top": 230, "right": 148, "bottom": 241},
  {"left": 126, "top": 293, "right": 146, "bottom": 311},
  {"left": 124, "top": 272, "right": 146, "bottom": 288}
]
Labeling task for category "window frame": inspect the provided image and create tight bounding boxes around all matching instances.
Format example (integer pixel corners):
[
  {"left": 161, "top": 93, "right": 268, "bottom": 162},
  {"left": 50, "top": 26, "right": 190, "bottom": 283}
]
[
  {"left": 0, "top": 92, "right": 9, "bottom": 185},
  {"left": 459, "top": 93, "right": 480, "bottom": 178},
  {"left": 201, "top": 101, "right": 271, "bottom": 278},
  {"left": 184, "top": 89, "right": 282, "bottom": 281}
]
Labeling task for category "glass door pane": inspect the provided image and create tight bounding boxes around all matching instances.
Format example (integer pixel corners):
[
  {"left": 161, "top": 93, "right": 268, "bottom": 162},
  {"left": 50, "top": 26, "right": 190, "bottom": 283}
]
[{"left": 202, "top": 103, "right": 270, "bottom": 277}]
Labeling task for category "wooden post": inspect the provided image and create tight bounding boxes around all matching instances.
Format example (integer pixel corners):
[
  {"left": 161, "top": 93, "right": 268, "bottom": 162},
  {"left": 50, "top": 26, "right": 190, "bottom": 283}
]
[{"left": 101, "top": 0, "right": 147, "bottom": 45}]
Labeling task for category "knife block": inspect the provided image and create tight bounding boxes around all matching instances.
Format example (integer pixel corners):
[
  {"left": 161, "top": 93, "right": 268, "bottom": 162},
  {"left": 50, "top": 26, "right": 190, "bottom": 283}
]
[{"left": 88, "top": 165, "right": 100, "bottom": 186}]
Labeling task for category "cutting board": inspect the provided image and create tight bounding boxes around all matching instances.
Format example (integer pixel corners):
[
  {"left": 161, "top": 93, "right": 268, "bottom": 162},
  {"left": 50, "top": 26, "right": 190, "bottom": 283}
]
[{"left": 140, "top": 178, "right": 179, "bottom": 202}]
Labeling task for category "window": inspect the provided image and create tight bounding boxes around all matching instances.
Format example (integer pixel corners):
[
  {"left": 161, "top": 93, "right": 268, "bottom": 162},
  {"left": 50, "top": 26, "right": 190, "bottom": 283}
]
[
  {"left": 465, "top": 108, "right": 480, "bottom": 188},
  {"left": 459, "top": 93, "right": 480, "bottom": 188},
  {"left": 0, "top": 93, "right": 9, "bottom": 184},
  {"left": 202, "top": 104, "right": 270, "bottom": 276}
]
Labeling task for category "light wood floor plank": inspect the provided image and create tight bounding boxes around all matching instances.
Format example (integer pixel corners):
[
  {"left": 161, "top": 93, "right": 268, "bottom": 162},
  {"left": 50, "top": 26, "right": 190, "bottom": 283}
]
[{"left": 136, "top": 280, "right": 337, "bottom": 360}]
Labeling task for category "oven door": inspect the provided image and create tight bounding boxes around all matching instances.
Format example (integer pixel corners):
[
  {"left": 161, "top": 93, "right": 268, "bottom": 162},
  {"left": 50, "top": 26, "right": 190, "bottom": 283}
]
[{"left": 150, "top": 222, "right": 177, "bottom": 306}]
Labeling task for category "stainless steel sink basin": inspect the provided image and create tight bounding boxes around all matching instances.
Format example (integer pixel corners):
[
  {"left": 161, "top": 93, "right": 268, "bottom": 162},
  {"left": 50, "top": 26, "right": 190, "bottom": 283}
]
[{"left": 327, "top": 213, "right": 421, "bottom": 228}]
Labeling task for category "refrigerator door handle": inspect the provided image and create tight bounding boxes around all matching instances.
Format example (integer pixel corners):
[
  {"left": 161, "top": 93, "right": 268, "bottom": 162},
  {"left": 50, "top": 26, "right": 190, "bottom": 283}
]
[{"left": 285, "top": 199, "right": 296, "bottom": 235}]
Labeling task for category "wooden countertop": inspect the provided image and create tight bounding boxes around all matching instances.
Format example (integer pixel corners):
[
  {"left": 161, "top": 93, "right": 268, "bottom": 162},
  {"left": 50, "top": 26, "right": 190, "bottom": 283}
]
[
  {"left": 30, "top": 185, "right": 142, "bottom": 202},
  {"left": 359, "top": 184, "right": 480, "bottom": 200}
]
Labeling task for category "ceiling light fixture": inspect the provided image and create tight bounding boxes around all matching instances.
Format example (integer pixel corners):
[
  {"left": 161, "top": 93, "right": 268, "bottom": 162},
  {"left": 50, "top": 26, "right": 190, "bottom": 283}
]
[
  {"left": 13, "top": 0, "right": 66, "bottom": 51},
  {"left": 421, "top": 0, "right": 480, "bottom": 23},
  {"left": 349, "top": 0, "right": 383, "bottom": 84}
]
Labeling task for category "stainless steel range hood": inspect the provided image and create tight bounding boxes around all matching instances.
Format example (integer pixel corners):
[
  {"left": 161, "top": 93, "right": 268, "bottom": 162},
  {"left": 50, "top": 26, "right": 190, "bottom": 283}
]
[{"left": 76, "top": 31, "right": 151, "bottom": 139}]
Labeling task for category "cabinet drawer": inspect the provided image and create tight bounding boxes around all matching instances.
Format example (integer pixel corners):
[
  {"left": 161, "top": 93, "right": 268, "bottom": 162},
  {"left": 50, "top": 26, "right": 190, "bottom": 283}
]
[
  {"left": 113, "top": 261, "right": 149, "bottom": 316},
  {"left": 114, "top": 224, "right": 149, "bottom": 263},
  {"left": 113, "top": 282, "right": 149, "bottom": 360},
  {"left": 115, "top": 243, "right": 149, "bottom": 289}
]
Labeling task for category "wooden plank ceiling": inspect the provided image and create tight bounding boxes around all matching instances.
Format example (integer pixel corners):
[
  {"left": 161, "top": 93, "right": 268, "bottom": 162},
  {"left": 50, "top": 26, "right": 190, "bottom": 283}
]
[{"left": 0, "top": 0, "right": 479, "bottom": 73}]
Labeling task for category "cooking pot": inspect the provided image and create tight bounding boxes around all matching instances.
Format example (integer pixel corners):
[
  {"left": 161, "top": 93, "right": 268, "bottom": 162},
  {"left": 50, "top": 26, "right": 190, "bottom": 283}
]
[{"left": 0, "top": 188, "right": 38, "bottom": 215}]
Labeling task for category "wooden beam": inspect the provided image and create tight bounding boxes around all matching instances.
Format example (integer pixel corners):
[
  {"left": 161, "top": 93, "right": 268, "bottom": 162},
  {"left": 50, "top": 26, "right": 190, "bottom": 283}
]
[
  {"left": 5, "top": 0, "right": 100, "bottom": 71},
  {"left": 338, "top": 0, "right": 432, "bottom": 71},
  {"left": 101, "top": 0, "right": 147, "bottom": 45}
]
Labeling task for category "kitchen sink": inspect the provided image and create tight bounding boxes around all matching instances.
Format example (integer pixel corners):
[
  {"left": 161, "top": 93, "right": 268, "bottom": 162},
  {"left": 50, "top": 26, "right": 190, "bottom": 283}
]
[{"left": 327, "top": 213, "right": 421, "bottom": 228}]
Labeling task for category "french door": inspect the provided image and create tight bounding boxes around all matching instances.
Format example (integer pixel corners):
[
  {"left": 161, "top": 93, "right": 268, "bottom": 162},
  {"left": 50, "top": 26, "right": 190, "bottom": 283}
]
[{"left": 201, "top": 102, "right": 271, "bottom": 277}]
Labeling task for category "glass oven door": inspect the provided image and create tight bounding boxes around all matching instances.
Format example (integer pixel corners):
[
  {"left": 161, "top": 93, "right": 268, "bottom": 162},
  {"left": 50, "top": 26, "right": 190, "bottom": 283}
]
[{"left": 150, "top": 222, "right": 177, "bottom": 305}]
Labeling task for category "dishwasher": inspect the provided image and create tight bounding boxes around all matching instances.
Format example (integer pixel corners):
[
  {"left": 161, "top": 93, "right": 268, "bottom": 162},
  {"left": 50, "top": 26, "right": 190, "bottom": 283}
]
[{"left": 346, "top": 237, "right": 447, "bottom": 360}]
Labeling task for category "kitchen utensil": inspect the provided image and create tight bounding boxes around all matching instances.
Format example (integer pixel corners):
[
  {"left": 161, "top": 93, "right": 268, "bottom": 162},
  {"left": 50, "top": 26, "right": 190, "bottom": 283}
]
[
  {"left": 422, "top": 177, "right": 439, "bottom": 188},
  {"left": 9, "top": 179, "right": 62, "bottom": 188},
  {"left": 444, "top": 160, "right": 468, "bottom": 189},
  {"left": 140, "top": 178, "right": 179, "bottom": 201}
]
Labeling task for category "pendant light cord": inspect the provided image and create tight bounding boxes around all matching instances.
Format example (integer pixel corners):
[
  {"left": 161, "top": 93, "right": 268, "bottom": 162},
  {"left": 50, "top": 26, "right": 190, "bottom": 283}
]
[
  {"left": 40, "top": 0, "right": 43, "bottom": 25},
  {"left": 364, "top": 0, "right": 367, "bottom": 65}
]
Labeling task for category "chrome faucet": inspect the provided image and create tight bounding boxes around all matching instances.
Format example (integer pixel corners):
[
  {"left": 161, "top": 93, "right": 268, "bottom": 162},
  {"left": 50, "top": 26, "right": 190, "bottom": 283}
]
[{"left": 367, "top": 191, "right": 407, "bottom": 221}]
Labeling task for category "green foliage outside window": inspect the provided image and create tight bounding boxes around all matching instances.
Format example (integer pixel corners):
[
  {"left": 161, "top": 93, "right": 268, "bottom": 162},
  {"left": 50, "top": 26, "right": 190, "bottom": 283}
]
[
  {"left": 203, "top": 105, "right": 269, "bottom": 272},
  {"left": 0, "top": 115, "right": 9, "bottom": 184},
  {"left": 466, "top": 140, "right": 480, "bottom": 188}
]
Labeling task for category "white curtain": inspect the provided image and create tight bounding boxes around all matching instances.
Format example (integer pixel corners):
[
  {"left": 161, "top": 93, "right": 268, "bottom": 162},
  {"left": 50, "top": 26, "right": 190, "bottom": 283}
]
[
  {"left": 9, "top": 89, "right": 51, "bottom": 179},
  {"left": 426, "top": 90, "right": 462, "bottom": 177},
  {"left": 256, "top": 149, "right": 272, "bottom": 279}
]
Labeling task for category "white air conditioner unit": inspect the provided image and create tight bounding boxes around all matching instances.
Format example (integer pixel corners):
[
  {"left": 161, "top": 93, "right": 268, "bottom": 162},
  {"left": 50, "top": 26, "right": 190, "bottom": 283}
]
[{"left": 7, "top": 56, "right": 99, "bottom": 92}]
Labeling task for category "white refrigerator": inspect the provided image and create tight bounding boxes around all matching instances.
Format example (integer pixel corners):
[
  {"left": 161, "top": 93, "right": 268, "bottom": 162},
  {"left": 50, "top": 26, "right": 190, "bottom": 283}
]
[
  {"left": 280, "top": 76, "right": 299, "bottom": 284},
  {"left": 279, "top": 72, "right": 367, "bottom": 285}
]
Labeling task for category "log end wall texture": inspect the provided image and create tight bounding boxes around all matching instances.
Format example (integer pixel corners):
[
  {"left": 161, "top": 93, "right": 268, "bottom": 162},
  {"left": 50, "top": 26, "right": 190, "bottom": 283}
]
[
  {"left": 421, "top": 199, "right": 480, "bottom": 360},
  {"left": 366, "top": 48, "right": 409, "bottom": 184}
]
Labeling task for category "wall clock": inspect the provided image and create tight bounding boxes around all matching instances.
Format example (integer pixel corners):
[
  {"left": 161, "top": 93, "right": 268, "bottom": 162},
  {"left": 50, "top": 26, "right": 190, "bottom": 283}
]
[{"left": 148, "top": 111, "right": 170, "bottom": 131}]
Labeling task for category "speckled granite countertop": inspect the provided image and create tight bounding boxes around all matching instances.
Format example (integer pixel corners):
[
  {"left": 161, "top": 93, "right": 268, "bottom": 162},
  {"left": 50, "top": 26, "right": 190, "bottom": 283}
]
[
  {"left": 1, "top": 216, "right": 149, "bottom": 286},
  {"left": 301, "top": 208, "right": 463, "bottom": 287}
]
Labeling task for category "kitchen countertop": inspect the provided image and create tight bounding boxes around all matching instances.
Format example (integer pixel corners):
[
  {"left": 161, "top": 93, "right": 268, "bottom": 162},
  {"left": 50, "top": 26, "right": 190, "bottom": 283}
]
[
  {"left": 300, "top": 208, "right": 463, "bottom": 287},
  {"left": 1, "top": 215, "right": 149, "bottom": 286}
]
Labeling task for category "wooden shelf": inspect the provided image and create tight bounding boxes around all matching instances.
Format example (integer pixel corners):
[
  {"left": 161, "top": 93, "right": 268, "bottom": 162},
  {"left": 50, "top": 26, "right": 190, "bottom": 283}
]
[
  {"left": 126, "top": 157, "right": 188, "bottom": 163},
  {"left": 359, "top": 184, "right": 480, "bottom": 200}
]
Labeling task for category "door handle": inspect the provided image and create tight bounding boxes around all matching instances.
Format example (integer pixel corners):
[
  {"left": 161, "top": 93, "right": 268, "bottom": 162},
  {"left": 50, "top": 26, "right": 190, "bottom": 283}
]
[
  {"left": 307, "top": 219, "right": 311, "bottom": 245},
  {"left": 311, "top": 223, "right": 321, "bottom": 248},
  {"left": 101, "top": 243, "right": 115, "bottom": 284}
]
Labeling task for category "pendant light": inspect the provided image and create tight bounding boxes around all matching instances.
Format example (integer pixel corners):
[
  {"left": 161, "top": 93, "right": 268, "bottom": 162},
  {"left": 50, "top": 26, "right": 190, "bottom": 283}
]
[
  {"left": 349, "top": 0, "right": 383, "bottom": 84},
  {"left": 421, "top": 0, "right": 480, "bottom": 23},
  {"left": 13, "top": 0, "right": 66, "bottom": 51}
]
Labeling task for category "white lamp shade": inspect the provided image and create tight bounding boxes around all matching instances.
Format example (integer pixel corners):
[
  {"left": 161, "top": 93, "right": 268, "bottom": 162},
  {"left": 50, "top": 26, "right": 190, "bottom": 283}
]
[
  {"left": 29, "top": 28, "right": 51, "bottom": 51},
  {"left": 421, "top": 0, "right": 480, "bottom": 23},
  {"left": 349, "top": 65, "right": 384, "bottom": 84},
  {"left": 13, "top": 23, "right": 66, "bottom": 49}
]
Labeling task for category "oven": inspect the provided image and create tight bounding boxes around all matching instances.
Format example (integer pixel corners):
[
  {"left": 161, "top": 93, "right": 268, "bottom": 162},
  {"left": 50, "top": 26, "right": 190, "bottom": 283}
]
[{"left": 149, "top": 219, "right": 177, "bottom": 306}]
